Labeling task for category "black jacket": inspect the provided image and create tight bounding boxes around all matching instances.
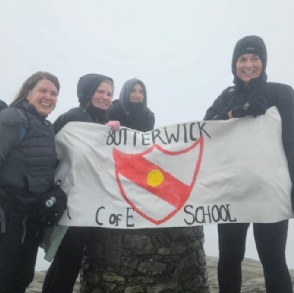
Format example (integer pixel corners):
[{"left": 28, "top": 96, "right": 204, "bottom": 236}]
[
  {"left": 204, "top": 81, "right": 294, "bottom": 209},
  {"left": 108, "top": 100, "right": 154, "bottom": 132},
  {"left": 53, "top": 106, "right": 107, "bottom": 134},
  {"left": 0, "top": 102, "right": 57, "bottom": 210},
  {"left": 108, "top": 78, "right": 155, "bottom": 132}
]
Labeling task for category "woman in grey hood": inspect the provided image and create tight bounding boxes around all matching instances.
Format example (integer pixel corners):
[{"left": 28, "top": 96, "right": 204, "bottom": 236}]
[{"left": 107, "top": 78, "right": 155, "bottom": 131}]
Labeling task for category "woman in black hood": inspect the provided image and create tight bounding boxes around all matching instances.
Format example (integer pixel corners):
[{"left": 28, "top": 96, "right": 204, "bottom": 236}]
[
  {"left": 204, "top": 35, "right": 294, "bottom": 293},
  {"left": 53, "top": 73, "right": 118, "bottom": 132},
  {"left": 107, "top": 78, "right": 155, "bottom": 131},
  {"left": 42, "top": 73, "right": 119, "bottom": 293}
]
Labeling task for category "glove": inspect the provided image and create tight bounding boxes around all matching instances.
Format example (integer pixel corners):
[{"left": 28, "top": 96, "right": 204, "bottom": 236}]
[
  {"left": 231, "top": 97, "right": 268, "bottom": 118},
  {"left": 39, "top": 184, "right": 68, "bottom": 227},
  {"left": 231, "top": 78, "right": 268, "bottom": 118},
  {"left": 231, "top": 99, "right": 267, "bottom": 118},
  {"left": 247, "top": 97, "right": 268, "bottom": 117},
  {"left": 231, "top": 102, "right": 253, "bottom": 118},
  {"left": 106, "top": 120, "right": 120, "bottom": 130},
  {"left": 211, "top": 111, "right": 229, "bottom": 120}
]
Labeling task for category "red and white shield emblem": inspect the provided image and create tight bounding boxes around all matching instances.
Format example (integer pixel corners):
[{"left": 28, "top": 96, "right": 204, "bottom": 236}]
[{"left": 113, "top": 136, "right": 204, "bottom": 225}]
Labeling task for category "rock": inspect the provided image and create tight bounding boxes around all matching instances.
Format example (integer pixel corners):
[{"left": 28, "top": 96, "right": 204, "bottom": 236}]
[
  {"left": 26, "top": 256, "right": 294, "bottom": 293},
  {"left": 206, "top": 256, "right": 294, "bottom": 293},
  {"left": 81, "top": 227, "right": 209, "bottom": 292}
]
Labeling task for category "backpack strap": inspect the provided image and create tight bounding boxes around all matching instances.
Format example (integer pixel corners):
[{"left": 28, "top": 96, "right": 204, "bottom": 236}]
[
  {"left": 13, "top": 108, "right": 28, "bottom": 144},
  {"left": 17, "top": 128, "right": 27, "bottom": 143}
]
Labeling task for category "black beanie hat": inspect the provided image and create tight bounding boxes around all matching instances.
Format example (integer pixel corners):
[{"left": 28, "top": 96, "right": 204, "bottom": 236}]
[
  {"left": 77, "top": 74, "right": 113, "bottom": 106},
  {"left": 231, "top": 35, "right": 267, "bottom": 76}
]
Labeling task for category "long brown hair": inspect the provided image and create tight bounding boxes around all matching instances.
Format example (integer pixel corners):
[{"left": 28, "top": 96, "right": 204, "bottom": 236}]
[{"left": 10, "top": 71, "right": 60, "bottom": 107}]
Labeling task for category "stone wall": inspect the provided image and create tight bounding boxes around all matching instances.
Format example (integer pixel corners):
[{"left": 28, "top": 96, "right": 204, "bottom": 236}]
[{"left": 80, "top": 227, "right": 210, "bottom": 293}]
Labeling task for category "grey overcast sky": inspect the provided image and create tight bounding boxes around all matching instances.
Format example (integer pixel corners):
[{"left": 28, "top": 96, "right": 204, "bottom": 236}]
[{"left": 1, "top": 0, "right": 294, "bottom": 270}]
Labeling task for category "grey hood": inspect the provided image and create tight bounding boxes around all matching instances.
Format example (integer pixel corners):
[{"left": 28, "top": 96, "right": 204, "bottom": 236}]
[{"left": 119, "top": 78, "right": 147, "bottom": 115}]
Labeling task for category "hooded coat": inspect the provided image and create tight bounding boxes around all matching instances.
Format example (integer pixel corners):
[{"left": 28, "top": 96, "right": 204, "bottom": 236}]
[
  {"left": 204, "top": 35, "right": 294, "bottom": 210},
  {"left": 53, "top": 74, "right": 113, "bottom": 133},
  {"left": 107, "top": 78, "right": 155, "bottom": 132},
  {"left": 43, "top": 73, "right": 114, "bottom": 272}
]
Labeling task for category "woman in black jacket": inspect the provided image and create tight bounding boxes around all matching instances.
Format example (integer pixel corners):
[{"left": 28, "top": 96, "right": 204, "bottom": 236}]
[
  {"left": 107, "top": 78, "right": 155, "bottom": 131},
  {"left": 204, "top": 35, "right": 294, "bottom": 293},
  {"left": 0, "top": 71, "right": 60, "bottom": 293},
  {"left": 42, "top": 73, "right": 119, "bottom": 293}
]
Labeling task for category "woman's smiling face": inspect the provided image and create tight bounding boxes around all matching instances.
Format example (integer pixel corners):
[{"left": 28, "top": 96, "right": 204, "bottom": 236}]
[
  {"left": 26, "top": 79, "right": 58, "bottom": 116},
  {"left": 236, "top": 53, "right": 262, "bottom": 84}
]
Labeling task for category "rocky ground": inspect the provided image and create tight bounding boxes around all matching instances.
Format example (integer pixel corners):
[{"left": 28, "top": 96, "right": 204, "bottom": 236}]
[{"left": 26, "top": 256, "right": 294, "bottom": 293}]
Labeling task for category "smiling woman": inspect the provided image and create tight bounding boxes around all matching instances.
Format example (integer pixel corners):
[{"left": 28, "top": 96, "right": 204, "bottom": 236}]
[
  {"left": 235, "top": 54, "right": 263, "bottom": 85},
  {"left": 11, "top": 72, "right": 60, "bottom": 117},
  {"left": 25, "top": 80, "right": 58, "bottom": 116},
  {"left": 204, "top": 35, "right": 294, "bottom": 293},
  {"left": 0, "top": 71, "right": 60, "bottom": 292},
  {"left": 41, "top": 73, "right": 120, "bottom": 293}
]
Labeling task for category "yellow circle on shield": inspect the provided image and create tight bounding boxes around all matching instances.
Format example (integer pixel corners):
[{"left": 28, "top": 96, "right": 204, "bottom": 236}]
[{"left": 147, "top": 169, "right": 164, "bottom": 187}]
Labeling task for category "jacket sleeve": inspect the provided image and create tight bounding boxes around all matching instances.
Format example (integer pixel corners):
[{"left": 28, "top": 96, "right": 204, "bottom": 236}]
[
  {"left": 53, "top": 108, "right": 88, "bottom": 134},
  {"left": 107, "top": 104, "right": 120, "bottom": 122},
  {"left": 275, "top": 84, "right": 294, "bottom": 209},
  {"left": 0, "top": 108, "right": 27, "bottom": 168},
  {"left": 204, "top": 88, "right": 232, "bottom": 120},
  {"left": 147, "top": 110, "right": 155, "bottom": 131},
  {"left": 107, "top": 103, "right": 128, "bottom": 128},
  {"left": 53, "top": 113, "right": 71, "bottom": 134}
]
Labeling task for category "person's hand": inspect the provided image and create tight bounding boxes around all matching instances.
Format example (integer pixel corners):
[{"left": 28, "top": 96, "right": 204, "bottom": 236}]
[
  {"left": 106, "top": 120, "right": 120, "bottom": 130},
  {"left": 211, "top": 111, "right": 229, "bottom": 120},
  {"left": 231, "top": 102, "right": 252, "bottom": 118},
  {"left": 231, "top": 100, "right": 267, "bottom": 118},
  {"left": 231, "top": 78, "right": 269, "bottom": 118}
]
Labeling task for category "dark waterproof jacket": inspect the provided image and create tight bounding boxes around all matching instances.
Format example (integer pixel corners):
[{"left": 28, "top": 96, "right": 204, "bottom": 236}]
[
  {"left": 0, "top": 102, "right": 57, "bottom": 210},
  {"left": 108, "top": 78, "right": 155, "bottom": 132},
  {"left": 204, "top": 81, "right": 294, "bottom": 209},
  {"left": 53, "top": 106, "right": 107, "bottom": 134},
  {"left": 108, "top": 100, "right": 154, "bottom": 132}
]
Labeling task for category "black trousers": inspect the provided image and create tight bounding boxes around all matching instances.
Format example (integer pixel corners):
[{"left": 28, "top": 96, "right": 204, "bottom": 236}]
[
  {"left": 42, "top": 226, "right": 91, "bottom": 293},
  {"left": 218, "top": 220, "right": 293, "bottom": 293},
  {"left": 0, "top": 203, "right": 40, "bottom": 293}
]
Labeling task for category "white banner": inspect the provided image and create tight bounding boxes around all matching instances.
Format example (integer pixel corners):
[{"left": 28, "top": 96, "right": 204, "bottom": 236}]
[{"left": 55, "top": 107, "right": 294, "bottom": 228}]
